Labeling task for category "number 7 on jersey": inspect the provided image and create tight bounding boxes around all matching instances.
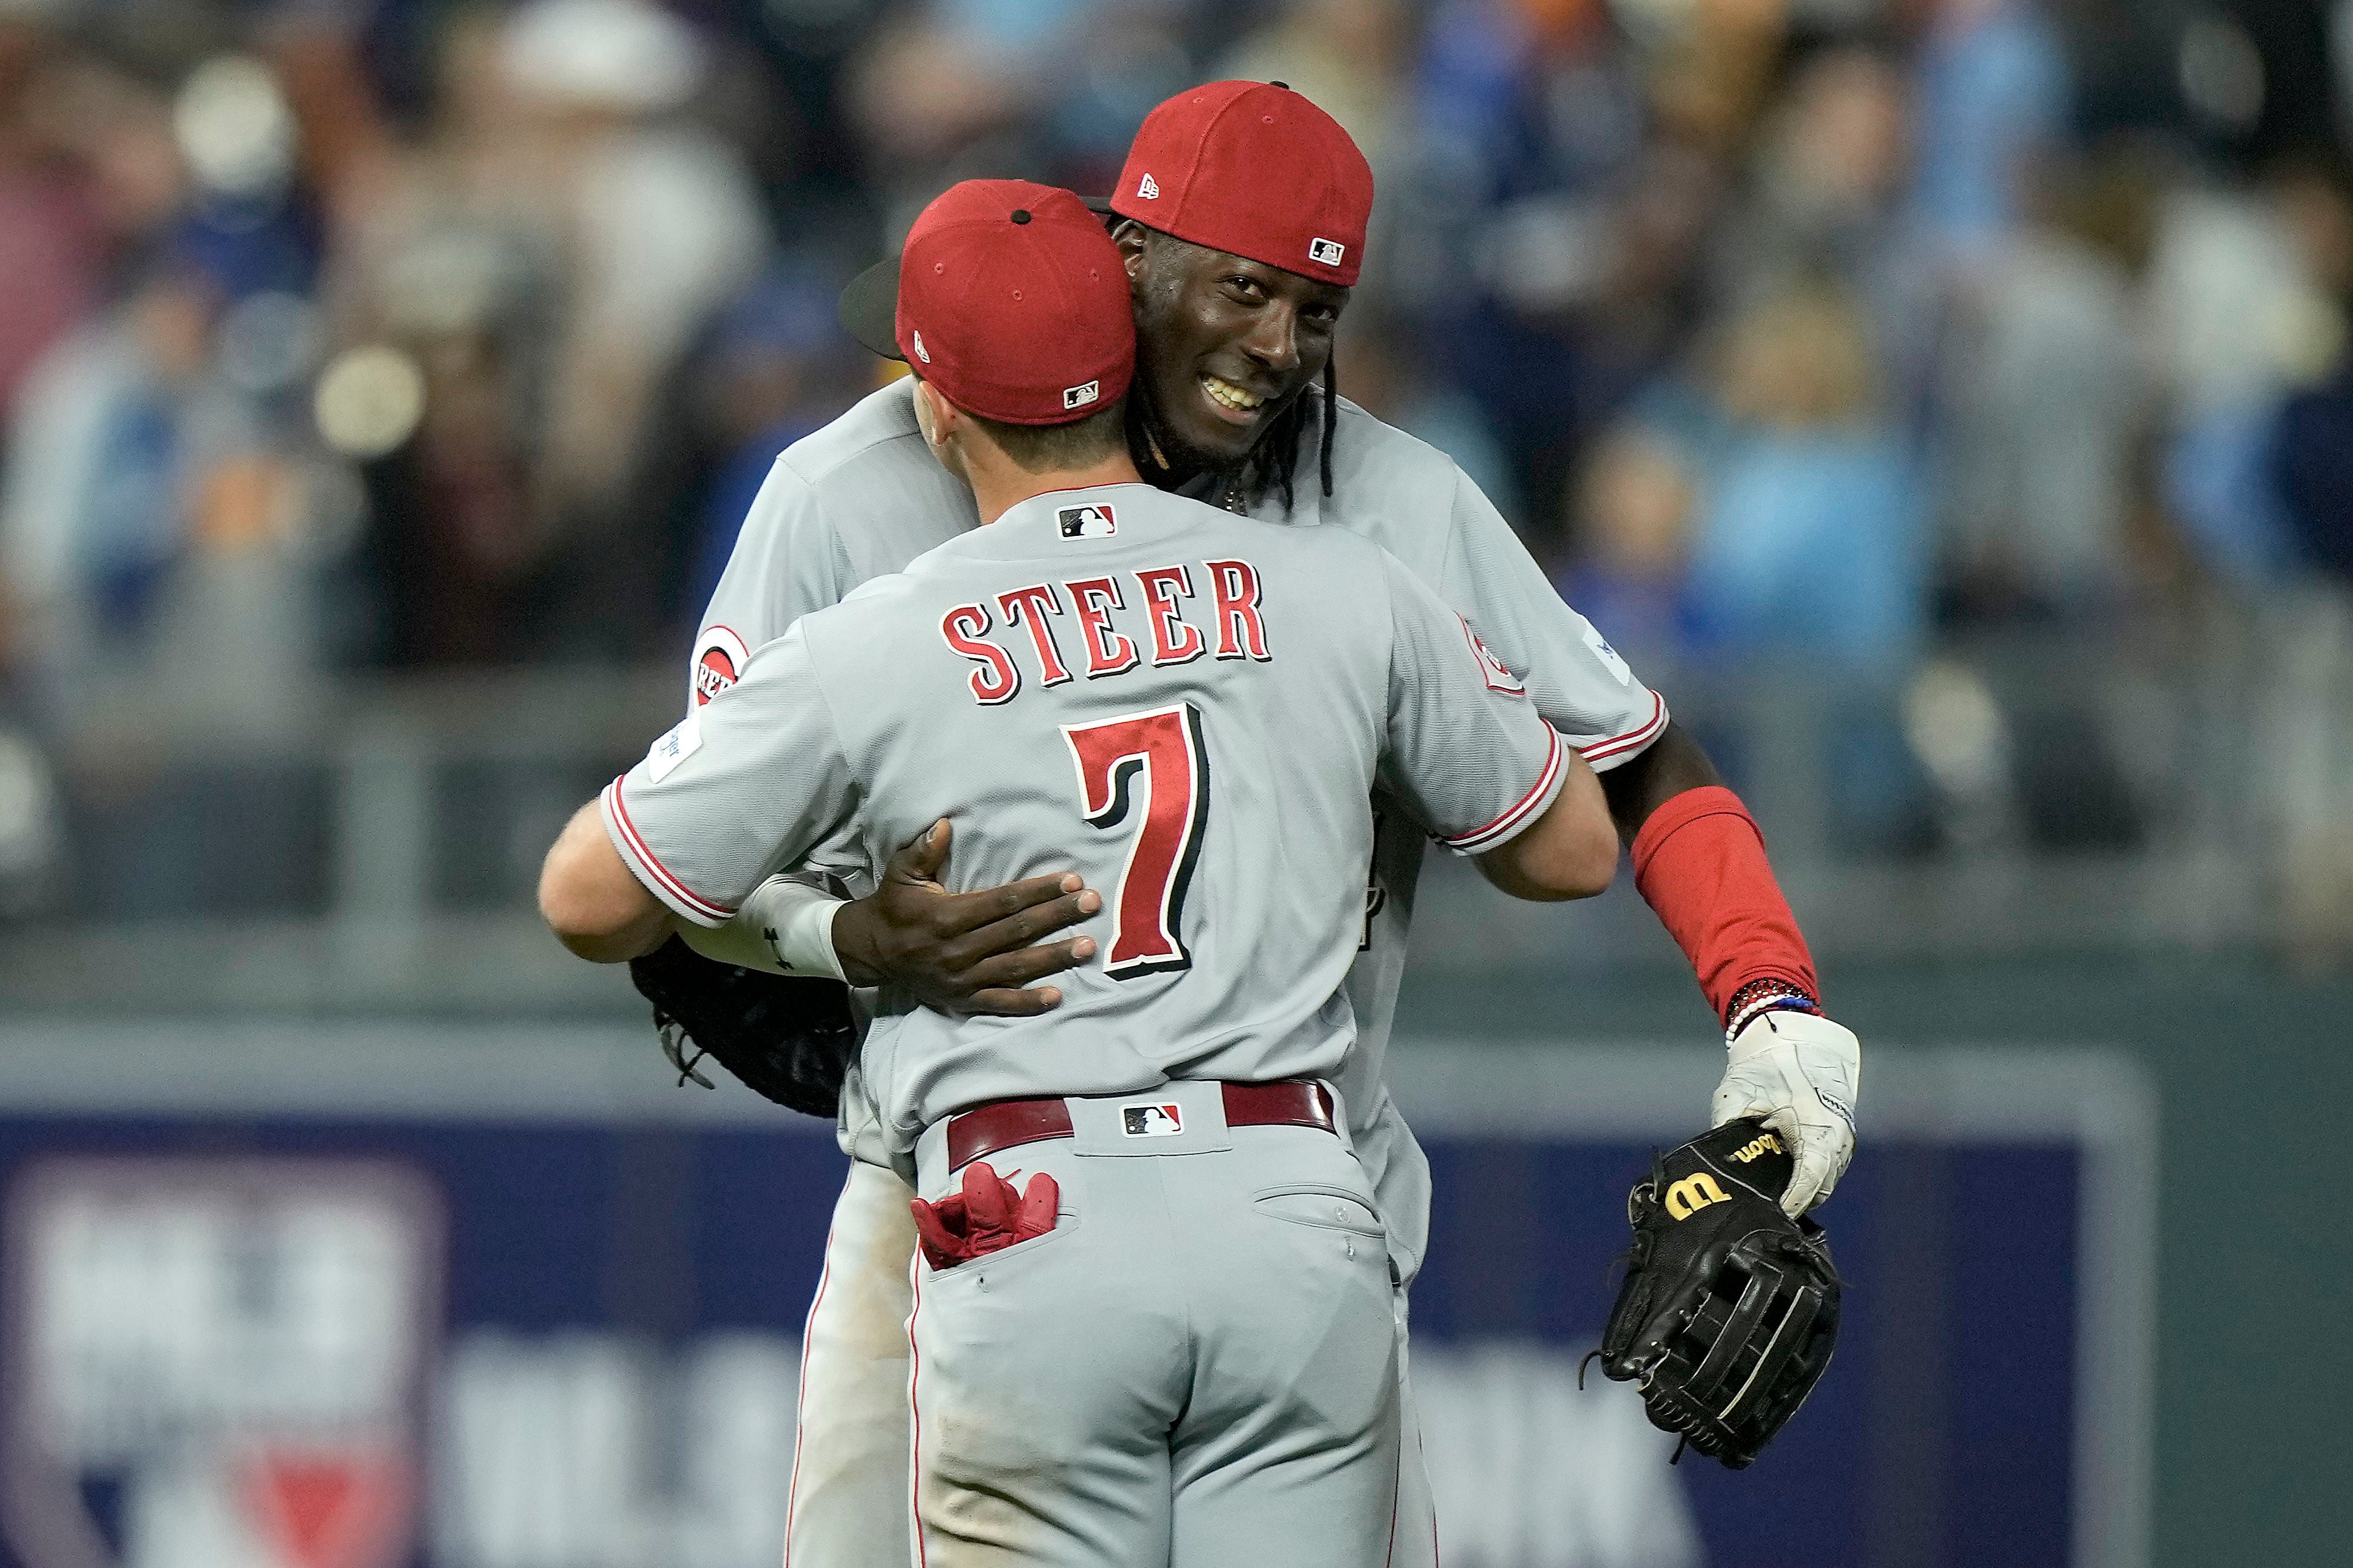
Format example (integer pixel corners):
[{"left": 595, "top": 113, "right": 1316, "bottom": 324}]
[{"left": 1062, "top": 703, "right": 1212, "bottom": 979}]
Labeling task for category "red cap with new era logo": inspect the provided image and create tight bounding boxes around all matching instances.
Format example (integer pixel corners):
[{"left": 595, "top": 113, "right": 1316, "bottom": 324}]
[
  {"left": 893, "top": 180, "right": 1135, "bottom": 426},
  {"left": 1110, "top": 81, "right": 1373, "bottom": 287}
]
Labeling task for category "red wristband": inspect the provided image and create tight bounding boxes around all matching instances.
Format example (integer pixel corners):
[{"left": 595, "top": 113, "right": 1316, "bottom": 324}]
[{"left": 1630, "top": 785, "right": 1818, "bottom": 1027}]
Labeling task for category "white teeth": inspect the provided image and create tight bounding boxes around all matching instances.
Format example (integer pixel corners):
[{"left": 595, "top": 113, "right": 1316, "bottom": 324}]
[{"left": 1201, "top": 376, "right": 1264, "bottom": 411}]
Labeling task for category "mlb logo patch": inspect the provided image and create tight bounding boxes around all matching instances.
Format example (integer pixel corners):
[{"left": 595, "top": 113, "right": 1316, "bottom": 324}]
[
  {"left": 1058, "top": 503, "right": 1117, "bottom": 539},
  {"left": 1063, "top": 379, "right": 1101, "bottom": 410},
  {"left": 1308, "top": 237, "right": 1346, "bottom": 267},
  {"left": 1122, "top": 1103, "right": 1183, "bottom": 1136},
  {"left": 644, "top": 711, "right": 703, "bottom": 782}
]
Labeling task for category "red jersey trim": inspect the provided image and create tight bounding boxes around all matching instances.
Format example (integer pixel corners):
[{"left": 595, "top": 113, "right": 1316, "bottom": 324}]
[
  {"left": 601, "top": 777, "right": 734, "bottom": 925},
  {"left": 1583, "top": 689, "right": 1668, "bottom": 764},
  {"left": 1442, "top": 726, "right": 1565, "bottom": 853}
]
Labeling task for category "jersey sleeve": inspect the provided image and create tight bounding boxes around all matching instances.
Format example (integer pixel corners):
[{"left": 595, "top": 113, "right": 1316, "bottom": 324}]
[
  {"left": 1378, "top": 554, "right": 1570, "bottom": 855},
  {"left": 686, "top": 458, "right": 850, "bottom": 714},
  {"left": 604, "top": 626, "right": 861, "bottom": 927},
  {"left": 1439, "top": 470, "right": 1668, "bottom": 769}
]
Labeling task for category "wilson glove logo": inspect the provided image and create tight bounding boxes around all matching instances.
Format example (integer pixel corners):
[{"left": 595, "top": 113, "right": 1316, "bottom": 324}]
[
  {"left": 1664, "top": 1173, "right": 1731, "bottom": 1220},
  {"left": 1728, "top": 1132, "right": 1784, "bottom": 1164}
]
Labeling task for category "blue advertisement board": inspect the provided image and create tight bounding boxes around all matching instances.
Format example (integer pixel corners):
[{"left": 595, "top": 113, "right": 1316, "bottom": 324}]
[{"left": 0, "top": 1026, "right": 2154, "bottom": 1568}]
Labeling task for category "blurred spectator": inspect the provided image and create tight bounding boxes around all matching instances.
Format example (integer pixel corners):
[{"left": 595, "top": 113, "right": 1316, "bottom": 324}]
[
  {"left": 1335, "top": 312, "right": 1524, "bottom": 524},
  {"left": 1936, "top": 148, "right": 2158, "bottom": 619},
  {"left": 1908, "top": 0, "right": 2073, "bottom": 266},
  {"left": 496, "top": 0, "right": 768, "bottom": 520},
  {"left": 1570, "top": 283, "right": 1925, "bottom": 668},
  {"left": 1561, "top": 421, "right": 1702, "bottom": 662},
  {"left": 1686, "top": 283, "right": 1928, "bottom": 665},
  {"left": 0, "top": 228, "right": 323, "bottom": 723},
  {"left": 2272, "top": 149, "right": 2353, "bottom": 581},
  {"left": 2144, "top": 151, "right": 2344, "bottom": 585},
  {"left": 1711, "top": 41, "right": 1915, "bottom": 312},
  {"left": 0, "top": 15, "right": 103, "bottom": 422},
  {"left": 640, "top": 266, "right": 873, "bottom": 623}
]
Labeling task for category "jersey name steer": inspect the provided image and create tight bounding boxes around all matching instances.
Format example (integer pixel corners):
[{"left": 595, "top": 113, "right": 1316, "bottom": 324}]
[{"left": 939, "top": 555, "right": 1271, "bottom": 704}]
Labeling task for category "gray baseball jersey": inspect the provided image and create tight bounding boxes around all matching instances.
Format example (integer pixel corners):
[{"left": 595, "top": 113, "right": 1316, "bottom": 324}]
[
  {"left": 690, "top": 378, "right": 1665, "bottom": 1268},
  {"left": 613, "top": 483, "right": 1568, "bottom": 1154}
]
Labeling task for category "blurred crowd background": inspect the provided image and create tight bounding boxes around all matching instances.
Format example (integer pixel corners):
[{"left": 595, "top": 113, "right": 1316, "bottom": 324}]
[
  {"left": 0, "top": 5, "right": 2344, "bottom": 1562},
  {"left": 0, "top": 0, "right": 2351, "bottom": 968}
]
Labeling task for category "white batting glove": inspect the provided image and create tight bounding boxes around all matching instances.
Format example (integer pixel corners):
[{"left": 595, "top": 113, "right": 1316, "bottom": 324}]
[{"left": 1711, "top": 1010, "right": 1860, "bottom": 1218}]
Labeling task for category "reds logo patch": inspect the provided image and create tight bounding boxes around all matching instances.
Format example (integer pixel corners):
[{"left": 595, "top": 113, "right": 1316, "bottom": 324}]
[
  {"left": 693, "top": 627, "right": 748, "bottom": 707},
  {"left": 1459, "top": 616, "right": 1526, "bottom": 695},
  {"left": 1121, "top": 1104, "right": 1183, "bottom": 1136},
  {"left": 1058, "top": 503, "right": 1117, "bottom": 539}
]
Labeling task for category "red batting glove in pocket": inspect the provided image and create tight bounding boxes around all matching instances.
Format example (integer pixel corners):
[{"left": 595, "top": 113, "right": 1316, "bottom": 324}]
[{"left": 911, "top": 1161, "right": 1061, "bottom": 1270}]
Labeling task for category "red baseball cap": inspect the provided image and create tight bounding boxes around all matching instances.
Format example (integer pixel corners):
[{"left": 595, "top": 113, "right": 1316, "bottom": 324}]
[
  {"left": 839, "top": 179, "right": 1134, "bottom": 426},
  {"left": 1108, "top": 81, "right": 1372, "bottom": 287}
]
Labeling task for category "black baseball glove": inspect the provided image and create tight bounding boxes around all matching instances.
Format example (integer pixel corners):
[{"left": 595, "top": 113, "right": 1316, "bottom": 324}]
[
  {"left": 1586, "top": 1117, "right": 1841, "bottom": 1468},
  {"left": 626, "top": 936, "right": 857, "bottom": 1118}
]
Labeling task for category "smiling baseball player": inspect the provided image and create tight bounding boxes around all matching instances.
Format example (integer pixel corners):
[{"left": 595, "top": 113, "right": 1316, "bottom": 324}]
[
  {"left": 667, "top": 82, "right": 1861, "bottom": 1568},
  {"left": 539, "top": 178, "right": 1622, "bottom": 1566}
]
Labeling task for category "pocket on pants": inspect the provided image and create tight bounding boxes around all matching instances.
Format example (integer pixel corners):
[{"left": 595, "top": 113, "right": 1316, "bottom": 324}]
[
  {"left": 1251, "top": 1183, "right": 1385, "bottom": 1238},
  {"left": 921, "top": 1203, "right": 1082, "bottom": 1286}
]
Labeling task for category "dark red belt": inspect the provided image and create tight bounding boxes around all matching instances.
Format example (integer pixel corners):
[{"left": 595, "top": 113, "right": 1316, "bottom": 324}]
[{"left": 945, "top": 1080, "right": 1335, "bottom": 1171}]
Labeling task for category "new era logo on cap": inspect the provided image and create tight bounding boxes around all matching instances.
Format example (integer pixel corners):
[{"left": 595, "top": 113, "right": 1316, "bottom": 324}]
[
  {"left": 911, "top": 328, "right": 931, "bottom": 364},
  {"left": 1309, "top": 237, "right": 1346, "bottom": 266},
  {"left": 1136, "top": 172, "right": 1160, "bottom": 199},
  {"left": 1122, "top": 1104, "right": 1182, "bottom": 1136},
  {"left": 1064, "top": 379, "right": 1100, "bottom": 410},
  {"left": 1058, "top": 503, "right": 1117, "bottom": 538}
]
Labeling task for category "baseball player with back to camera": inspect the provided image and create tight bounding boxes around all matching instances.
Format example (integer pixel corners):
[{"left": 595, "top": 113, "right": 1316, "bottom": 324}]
[
  {"left": 538, "top": 176, "right": 1626, "bottom": 1563},
  {"left": 637, "top": 82, "right": 1863, "bottom": 1563}
]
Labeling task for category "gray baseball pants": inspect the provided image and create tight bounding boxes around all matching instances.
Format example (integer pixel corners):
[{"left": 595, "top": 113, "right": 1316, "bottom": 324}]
[{"left": 906, "top": 1078, "right": 1402, "bottom": 1568}]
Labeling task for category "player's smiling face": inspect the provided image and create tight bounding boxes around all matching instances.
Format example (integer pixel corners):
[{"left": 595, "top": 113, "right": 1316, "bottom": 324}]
[{"left": 1118, "top": 224, "right": 1349, "bottom": 470}]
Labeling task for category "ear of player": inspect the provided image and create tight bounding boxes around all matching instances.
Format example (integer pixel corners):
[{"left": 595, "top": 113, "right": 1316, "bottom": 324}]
[
  {"left": 910, "top": 1161, "right": 1063, "bottom": 1270},
  {"left": 1589, "top": 1118, "right": 1842, "bottom": 1469}
]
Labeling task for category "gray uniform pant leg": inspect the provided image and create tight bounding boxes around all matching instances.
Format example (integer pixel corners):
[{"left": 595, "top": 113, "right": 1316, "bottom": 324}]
[
  {"left": 909, "top": 1092, "right": 1399, "bottom": 1568},
  {"left": 784, "top": 1161, "right": 917, "bottom": 1568},
  {"left": 1166, "top": 1123, "right": 1401, "bottom": 1568}
]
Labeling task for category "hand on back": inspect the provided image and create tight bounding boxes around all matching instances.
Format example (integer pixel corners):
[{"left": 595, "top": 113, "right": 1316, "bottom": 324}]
[{"left": 832, "top": 819, "right": 1102, "bottom": 1017}]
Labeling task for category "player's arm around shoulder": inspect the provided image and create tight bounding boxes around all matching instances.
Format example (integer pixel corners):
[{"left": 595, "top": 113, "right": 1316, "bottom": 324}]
[
  {"left": 1372, "top": 550, "right": 1617, "bottom": 901},
  {"left": 1472, "top": 753, "right": 1617, "bottom": 902},
  {"left": 542, "top": 630, "right": 857, "bottom": 964}
]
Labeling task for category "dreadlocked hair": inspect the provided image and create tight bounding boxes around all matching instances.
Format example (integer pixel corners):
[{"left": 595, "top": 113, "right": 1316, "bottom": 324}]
[{"left": 1232, "top": 356, "right": 1338, "bottom": 514}]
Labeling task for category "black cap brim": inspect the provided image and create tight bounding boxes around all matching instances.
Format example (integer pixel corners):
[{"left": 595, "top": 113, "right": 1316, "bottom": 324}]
[{"left": 837, "top": 258, "right": 903, "bottom": 360}]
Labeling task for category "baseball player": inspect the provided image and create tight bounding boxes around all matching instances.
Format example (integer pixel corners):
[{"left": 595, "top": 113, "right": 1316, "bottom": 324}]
[
  {"left": 538, "top": 178, "right": 1622, "bottom": 1565},
  {"left": 674, "top": 83, "right": 1862, "bottom": 1568}
]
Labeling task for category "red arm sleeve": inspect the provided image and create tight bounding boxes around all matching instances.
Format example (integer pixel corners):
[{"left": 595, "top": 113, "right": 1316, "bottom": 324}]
[{"left": 1629, "top": 785, "right": 1819, "bottom": 1029}]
